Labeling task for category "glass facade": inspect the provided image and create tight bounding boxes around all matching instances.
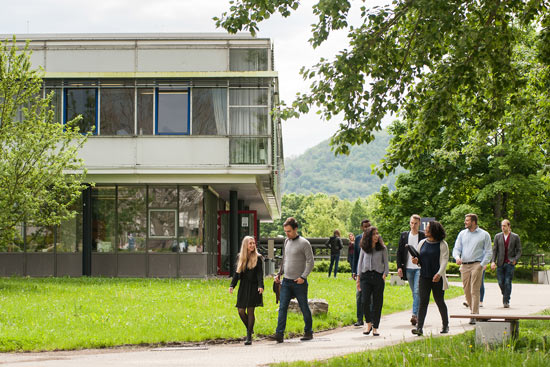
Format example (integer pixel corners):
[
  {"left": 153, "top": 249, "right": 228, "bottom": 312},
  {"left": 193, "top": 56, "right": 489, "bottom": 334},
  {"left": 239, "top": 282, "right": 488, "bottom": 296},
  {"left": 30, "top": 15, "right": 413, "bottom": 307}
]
[
  {"left": 192, "top": 88, "right": 227, "bottom": 135},
  {"left": 117, "top": 186, "right": 147, "bottom": 252},
  {"left": 230, "top": 49, "right": 268, "bottom": 71},
  {"left": 92, "top": 187, "right": 116, "bottom": 253},
  {"left": 156, "top": 89, "right": 189, "bottom": 134},
  {"left": 65, "top": 88, "right": 97, "bottom": 133},
  {"left": 100, "top": 88, "right": 135, "bottom": 135}
]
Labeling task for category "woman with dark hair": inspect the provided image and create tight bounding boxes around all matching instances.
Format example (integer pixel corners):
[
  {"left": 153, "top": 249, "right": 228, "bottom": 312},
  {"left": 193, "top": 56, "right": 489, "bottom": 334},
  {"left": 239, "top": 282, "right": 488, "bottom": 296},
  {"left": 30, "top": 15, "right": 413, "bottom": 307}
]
[
  {"left": 411, "top": 221, "right": 450, "bottom": 336},
  {"left": 356, "top": 226, "right": 389, "bottom": 336},
  {"left": 229, "top": 236, "right": 264, "bottom": 345}
]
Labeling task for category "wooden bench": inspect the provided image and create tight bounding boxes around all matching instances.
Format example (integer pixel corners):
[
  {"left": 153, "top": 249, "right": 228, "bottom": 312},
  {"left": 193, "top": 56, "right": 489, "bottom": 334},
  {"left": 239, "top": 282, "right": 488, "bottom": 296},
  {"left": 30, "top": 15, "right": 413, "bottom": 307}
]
[{"left": 450, "top": 314, "right": 550, "bottom": 345}]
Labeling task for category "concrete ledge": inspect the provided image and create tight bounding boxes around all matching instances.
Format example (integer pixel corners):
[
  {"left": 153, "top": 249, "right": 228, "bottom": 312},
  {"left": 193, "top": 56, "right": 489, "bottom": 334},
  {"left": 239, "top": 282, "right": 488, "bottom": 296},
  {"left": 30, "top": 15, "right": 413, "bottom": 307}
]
[{"left": 475, "top": 320, "right": 518, "bottom": 345}]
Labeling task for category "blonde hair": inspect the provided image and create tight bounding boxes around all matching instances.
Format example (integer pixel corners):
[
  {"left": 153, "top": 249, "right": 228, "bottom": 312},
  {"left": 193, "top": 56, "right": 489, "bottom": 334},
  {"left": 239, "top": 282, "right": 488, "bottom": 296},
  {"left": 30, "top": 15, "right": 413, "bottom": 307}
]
[{"left": 236, "top": 236, "right": 259, "bottom": 273}]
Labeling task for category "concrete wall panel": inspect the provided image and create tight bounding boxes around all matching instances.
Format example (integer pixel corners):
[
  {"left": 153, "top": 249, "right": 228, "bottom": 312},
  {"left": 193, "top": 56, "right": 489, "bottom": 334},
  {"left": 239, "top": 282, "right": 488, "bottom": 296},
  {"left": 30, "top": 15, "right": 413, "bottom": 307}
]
[
  {"left": 0, "top": 254, "right": 25, "bottom": 276},
  {"left": 148, "top": 254, "right": 178, "bottom": 278},
  {"left": 118, "top": 254, "right": 147, "bottom": 277},
  {"left": 26, "top": 253, "right": 55, "bottom": 277},
  {"left": 137, "top": 49, "right": 228, "bottom": 72},
  {"left": 45, "top": 50, "right": 135, "bottom": 72},
  {"left": 57, "top": 253, "right": 82, "bottom": 277}
]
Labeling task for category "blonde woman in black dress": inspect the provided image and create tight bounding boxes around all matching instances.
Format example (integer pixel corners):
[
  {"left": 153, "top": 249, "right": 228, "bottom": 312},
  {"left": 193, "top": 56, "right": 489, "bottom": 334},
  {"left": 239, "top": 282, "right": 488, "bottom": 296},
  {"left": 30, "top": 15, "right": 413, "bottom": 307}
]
[{"left": 229, "top": 236, "right": 264, "bottom": 345}]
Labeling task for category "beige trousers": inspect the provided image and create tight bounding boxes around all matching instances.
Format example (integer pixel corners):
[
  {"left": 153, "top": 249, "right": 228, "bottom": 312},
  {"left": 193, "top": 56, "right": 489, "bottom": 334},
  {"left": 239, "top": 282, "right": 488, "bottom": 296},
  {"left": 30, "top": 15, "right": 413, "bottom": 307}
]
[{"left": 460, "top": 262, "right": 483, "bottom": 314}]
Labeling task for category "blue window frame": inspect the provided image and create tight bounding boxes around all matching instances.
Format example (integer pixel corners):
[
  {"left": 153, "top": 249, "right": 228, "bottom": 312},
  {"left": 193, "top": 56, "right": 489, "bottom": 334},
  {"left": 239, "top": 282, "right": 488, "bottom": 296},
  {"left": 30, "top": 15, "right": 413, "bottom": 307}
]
[
  {"left": 155, "top": 88, "right": 190, "bottom": 135},
  {"left": 64, "top": 88, "right": 98, "bottom": 135}
]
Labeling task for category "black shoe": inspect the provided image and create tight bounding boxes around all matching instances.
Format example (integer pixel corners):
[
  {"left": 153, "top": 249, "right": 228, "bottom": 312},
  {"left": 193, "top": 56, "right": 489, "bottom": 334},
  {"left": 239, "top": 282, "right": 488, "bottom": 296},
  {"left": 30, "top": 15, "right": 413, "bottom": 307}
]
[
  {"left": 269, "top": 333, "right": 284, "bottom": 343},
  {"left": 300, "top": 331, "right": 313, "bottom": 341},
  {"left": 410, "top": 315, "right": 417, "bottom": 326},
  {"left": 354, "top": 321, "right": 364, "bottom": 327},
  {"left": 363, "top": 326, "right": 372, "bottom": 335},
  {"left": 441, "top": 326, "right": 449, "bottom": 334},
  {"left": 244, "top": 330, "right": 252, "bottom": 345},
  {"left": 372, "top": 332, "right": 380, "bottom": 336},
  {"left": 463, "top": 302, "right": 469, "bottom": 308},
  {"left": 469, "top": 318, "right": 476, "bottom": 325},
  {"left": 412, "top": 328, "right": 423, "bottom": 336}
]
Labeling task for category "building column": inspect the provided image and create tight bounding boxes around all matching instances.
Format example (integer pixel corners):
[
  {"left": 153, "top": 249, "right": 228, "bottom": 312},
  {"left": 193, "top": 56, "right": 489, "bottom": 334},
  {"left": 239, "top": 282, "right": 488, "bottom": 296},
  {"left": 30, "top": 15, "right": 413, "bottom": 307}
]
[
  {"left": 229, "top": 191, "right": 239, "bottom": 276},
  {"left": 82, "top": 185, "right": 93, "bottom": 276}
]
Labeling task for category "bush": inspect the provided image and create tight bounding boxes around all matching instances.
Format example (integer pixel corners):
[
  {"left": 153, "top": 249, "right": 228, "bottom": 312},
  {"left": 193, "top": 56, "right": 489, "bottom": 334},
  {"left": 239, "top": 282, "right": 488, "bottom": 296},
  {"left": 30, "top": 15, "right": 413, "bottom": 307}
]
[{"left": 313, "top": 260, "right": 398, "bottom": 273}]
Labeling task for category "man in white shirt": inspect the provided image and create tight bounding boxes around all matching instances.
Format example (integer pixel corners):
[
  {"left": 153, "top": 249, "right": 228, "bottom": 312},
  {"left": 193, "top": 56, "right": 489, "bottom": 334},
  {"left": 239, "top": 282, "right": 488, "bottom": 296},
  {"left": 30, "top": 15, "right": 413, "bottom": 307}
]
[
  {"left": 452, "top": 213, "right": 492, "bottom": 324},
  {"left": 396, "top": 214, "right": 425, "bottom": 326}
]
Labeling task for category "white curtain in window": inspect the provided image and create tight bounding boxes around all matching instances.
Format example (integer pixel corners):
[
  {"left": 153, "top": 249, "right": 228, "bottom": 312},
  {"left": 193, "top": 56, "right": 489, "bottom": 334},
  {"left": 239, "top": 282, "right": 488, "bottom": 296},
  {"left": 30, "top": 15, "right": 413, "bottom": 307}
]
[{"left": 212, "top": 88, "right": 227, "bottom": 135}]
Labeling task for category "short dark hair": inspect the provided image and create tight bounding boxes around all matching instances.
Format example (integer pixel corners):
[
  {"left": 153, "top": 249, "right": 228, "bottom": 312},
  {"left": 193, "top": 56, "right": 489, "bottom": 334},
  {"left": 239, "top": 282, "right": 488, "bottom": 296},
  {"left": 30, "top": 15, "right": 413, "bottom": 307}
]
[
  {"left": 465, "top": 213, "right": 478, "bottom": 224},
  {"left": 361, "top": 219, "right": 371, "bottom": 226},
  {"left": 427, "top": 221, "right": 446, "bottom": 241},
  {"left": 283, "top": 217, "right": 299, "bottom": 229}
]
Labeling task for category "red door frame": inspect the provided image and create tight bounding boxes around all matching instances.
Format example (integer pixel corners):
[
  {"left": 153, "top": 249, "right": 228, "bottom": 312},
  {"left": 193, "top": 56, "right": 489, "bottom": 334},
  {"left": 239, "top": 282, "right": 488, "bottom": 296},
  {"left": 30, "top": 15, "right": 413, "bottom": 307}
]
[{"left": 217, "top": 210, "right": 258, "bottom": 275}]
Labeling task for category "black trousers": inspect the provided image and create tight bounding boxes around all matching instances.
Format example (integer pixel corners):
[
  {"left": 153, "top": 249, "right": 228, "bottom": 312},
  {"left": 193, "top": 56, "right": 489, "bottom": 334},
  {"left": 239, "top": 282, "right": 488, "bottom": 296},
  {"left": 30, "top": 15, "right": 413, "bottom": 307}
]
[
  {"left": 417, "top": 276, "right": 448, "bottom": 329},
  {"left": 360, "top": 271, "right": 385, "bottom": 328}
]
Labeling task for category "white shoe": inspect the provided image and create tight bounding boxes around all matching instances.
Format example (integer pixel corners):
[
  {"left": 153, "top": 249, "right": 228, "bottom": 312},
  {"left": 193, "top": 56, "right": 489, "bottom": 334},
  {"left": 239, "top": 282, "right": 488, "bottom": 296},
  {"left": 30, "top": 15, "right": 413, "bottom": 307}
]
[{"left": 480, "top": 302, "right": 483, "bottom": 307}]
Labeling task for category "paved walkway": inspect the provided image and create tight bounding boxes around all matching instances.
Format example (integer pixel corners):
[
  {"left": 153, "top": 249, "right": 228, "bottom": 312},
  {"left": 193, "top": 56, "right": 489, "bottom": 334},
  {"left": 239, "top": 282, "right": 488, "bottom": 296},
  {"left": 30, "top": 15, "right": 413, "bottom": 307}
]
[{"left": 1, "top": 282, "right": 549, "bottom": 367}]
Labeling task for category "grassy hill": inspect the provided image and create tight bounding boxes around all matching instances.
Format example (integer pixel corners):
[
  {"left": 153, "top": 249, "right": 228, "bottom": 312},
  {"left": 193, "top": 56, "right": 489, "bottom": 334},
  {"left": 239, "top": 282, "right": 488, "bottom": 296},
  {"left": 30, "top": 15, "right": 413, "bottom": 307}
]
[{"left": 283, "top": 131, "right": 400, "bottom": 200}]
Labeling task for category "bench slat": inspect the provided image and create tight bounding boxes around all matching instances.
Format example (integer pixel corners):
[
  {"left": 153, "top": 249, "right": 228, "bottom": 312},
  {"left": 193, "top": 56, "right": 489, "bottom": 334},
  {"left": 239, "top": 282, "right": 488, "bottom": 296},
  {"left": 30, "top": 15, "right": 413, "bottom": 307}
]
[{"left": 450, "top": 315, "right": 550, "bottom": 321}]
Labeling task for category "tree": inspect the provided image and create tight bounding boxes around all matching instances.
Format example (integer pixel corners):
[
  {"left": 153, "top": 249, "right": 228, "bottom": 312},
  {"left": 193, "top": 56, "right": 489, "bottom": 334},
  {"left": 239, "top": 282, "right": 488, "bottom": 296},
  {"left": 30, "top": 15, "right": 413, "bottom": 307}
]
[
  {"left": 216, "top": 0, "right": 550, "bottom": 154},
  {"left": 0, "top": 39, "right": 88, "bottom": 249},
  {"left": 218, "top": 1, "right": 550, "bottom": 250}
]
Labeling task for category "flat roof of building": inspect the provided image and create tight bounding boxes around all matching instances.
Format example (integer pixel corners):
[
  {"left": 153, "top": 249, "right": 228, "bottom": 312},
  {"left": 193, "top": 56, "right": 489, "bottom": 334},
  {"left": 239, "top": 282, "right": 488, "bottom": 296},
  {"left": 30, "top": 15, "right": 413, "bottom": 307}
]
[{"left": 0, "top": 32, "right": 268, "bottom": 41}]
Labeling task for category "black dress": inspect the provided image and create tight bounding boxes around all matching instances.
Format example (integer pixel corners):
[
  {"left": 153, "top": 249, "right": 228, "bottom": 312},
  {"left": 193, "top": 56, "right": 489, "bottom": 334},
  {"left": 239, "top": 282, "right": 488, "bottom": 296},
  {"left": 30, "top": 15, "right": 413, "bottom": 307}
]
[{"left": 230, "top": 257, "right": 264, "bottom": 308}]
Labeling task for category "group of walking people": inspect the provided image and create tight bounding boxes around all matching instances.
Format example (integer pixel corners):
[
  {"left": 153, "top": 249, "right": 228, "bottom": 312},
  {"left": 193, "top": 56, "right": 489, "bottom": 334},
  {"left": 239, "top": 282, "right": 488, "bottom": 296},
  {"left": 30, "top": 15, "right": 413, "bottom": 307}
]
[{"left": 228, "top": 213, "right": 521, "bottom": 344}]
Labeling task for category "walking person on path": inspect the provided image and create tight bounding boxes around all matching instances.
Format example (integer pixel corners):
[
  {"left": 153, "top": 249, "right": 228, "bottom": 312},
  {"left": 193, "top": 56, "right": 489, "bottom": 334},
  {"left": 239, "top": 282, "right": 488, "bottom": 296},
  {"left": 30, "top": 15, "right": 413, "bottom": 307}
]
[
  {"left": 452, "top": 213, "right": 492, "bottom": 324},
  {"left": 491, "top": 219, "right": 522, "bottom": 308},
  {"left": 356, "top": 226, "right": 389, "bottom": 336},
  {"left": 229, "top": 236, "right": 264, "bottom": 345},
  {"left": 347, "top": 232, "right": 355, "bottom": 264},
  {"left": 396, "top": 214, "right": 425, "bottom": 326},
  {"left": 271, "top": 217, "right": 315, "bottom": 343},
  {"left": 325, "top": 230, "right": 343, "bottom": 278},
  {"left": 352, "top": 219, "right": 371, "bottom": 326},
  {"left": 411, "top": 221, "right": 450, "bottom": 336}
]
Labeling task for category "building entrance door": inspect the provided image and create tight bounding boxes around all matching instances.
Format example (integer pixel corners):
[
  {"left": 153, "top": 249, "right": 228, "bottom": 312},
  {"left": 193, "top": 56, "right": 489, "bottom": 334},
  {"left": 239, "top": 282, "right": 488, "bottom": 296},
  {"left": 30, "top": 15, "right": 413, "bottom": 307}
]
[{"left": 217, "top": 210, "right": 257, "bottom": 275}]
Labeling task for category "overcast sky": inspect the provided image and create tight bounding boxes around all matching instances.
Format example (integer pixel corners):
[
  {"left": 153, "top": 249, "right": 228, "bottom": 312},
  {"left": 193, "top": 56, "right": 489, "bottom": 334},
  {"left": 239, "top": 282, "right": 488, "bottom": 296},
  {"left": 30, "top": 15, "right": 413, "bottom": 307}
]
[{"left": 0, "top": 0, "right": 391, "bottom": 158}]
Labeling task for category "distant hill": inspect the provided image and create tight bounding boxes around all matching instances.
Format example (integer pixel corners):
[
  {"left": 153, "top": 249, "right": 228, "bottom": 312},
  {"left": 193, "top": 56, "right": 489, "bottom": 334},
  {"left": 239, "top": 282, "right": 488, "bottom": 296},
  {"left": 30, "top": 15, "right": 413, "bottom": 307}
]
[{"left": 283, "top": 131, "right": 400, "bottom": 200}]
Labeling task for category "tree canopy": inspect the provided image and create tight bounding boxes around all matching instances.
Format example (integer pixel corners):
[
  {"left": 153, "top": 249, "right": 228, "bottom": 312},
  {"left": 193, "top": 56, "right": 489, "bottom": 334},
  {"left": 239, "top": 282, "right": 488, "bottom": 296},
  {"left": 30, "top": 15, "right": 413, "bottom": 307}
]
[
  {"left": 216, "top": 0, "right": 549, "bottom": 155},
  {"left": 218, "top": 0, "right": 550, "bottom": 251},
  {"left": 0, "top": 39, "right": 88, "bottom": 249}
]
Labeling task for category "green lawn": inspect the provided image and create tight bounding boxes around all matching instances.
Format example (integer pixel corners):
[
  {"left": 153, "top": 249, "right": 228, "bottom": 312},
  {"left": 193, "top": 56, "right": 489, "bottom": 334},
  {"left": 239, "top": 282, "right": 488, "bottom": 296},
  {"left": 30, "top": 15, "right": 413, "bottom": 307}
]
[
  {"left": 273, "top": 310, "right": 550, "bottom": 367},
  {"left": 0, "top": 273, "right": 463, "bottom": 352}
]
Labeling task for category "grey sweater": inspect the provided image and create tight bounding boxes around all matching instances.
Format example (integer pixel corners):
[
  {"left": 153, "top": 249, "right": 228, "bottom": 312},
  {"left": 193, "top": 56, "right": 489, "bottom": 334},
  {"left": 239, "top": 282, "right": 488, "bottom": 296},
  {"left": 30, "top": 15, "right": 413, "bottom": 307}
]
[{"left": 278, "top": 236, "right": 315, "bottom": 280}]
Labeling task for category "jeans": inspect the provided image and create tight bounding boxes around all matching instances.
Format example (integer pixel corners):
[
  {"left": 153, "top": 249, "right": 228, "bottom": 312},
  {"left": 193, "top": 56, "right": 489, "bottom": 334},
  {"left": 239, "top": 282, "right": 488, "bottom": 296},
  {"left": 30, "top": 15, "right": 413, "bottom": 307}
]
[
  {"left": 497, "top": 263, "right": 515, "bottom": 304},
  {"left": 406, "top": 268, "right": 420, "bottom": 316},
  {"left": 276, "top": 278, "right": 313, "bottom": 334},
  {"left": 417, "top": 276, "right": 448, "bottom": 329},
  {"left": 360, "top": 271, "right": 385, "bottom": 328},
  {"left": 328, "top": 254, "right": 340, "bottom": 277},
  {"left": 480, "top": 269, "right": 486, "bottom": 302}
]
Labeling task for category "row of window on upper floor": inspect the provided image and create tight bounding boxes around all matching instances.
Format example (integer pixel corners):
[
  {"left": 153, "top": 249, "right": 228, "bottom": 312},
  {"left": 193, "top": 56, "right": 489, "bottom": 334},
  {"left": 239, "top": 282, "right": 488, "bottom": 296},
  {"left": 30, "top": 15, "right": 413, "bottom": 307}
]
[{"left": 38, "top": 85, "right": 274, "bottom": 136}]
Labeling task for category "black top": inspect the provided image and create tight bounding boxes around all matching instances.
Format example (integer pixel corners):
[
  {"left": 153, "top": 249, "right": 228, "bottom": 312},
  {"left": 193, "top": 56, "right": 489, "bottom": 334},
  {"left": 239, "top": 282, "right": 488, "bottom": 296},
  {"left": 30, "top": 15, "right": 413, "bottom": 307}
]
[
  {"left": 396, "top": 230, "right": 425, "bottom": 280},
  {"left": 230, "top": 256, "right": 264, "bottom": 308},
  {"left": 325, "top": 236, "right": 343, "bottom": 255},
  {"left": 419, "top": 240, "right": 440, "bottom": 279}
]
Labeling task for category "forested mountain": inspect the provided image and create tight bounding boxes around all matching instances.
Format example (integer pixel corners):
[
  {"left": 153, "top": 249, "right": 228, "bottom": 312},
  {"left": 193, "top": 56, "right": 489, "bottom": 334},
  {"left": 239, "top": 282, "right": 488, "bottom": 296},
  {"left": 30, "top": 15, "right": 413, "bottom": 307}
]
[{"left": 283, "top": 131, "right": 400, "bottom": 200}]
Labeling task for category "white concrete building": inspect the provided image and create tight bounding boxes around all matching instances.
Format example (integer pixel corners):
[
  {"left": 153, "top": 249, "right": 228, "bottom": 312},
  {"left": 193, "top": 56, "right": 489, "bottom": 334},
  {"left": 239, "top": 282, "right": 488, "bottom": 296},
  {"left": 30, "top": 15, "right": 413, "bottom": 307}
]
[{"left": 0, "top": 33, "right": 283, "bottom": 277}]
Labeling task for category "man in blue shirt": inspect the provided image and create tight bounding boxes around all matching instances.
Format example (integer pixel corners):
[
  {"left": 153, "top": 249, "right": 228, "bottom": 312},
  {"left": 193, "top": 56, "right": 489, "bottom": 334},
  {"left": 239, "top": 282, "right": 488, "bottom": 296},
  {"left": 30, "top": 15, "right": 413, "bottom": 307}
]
[
  {"left": 352, "top": 219, "right": 370, "bottom": 326},
  {"left": 452, "top": 213, "right": 492, "bottom": 324}
]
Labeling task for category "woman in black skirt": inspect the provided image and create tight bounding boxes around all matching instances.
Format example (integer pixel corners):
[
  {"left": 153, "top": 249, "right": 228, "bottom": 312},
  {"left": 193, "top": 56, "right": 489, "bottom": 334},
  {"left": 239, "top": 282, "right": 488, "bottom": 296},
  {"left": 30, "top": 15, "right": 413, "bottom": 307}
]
[{"left": 229, "top": 236, "right": 264, "bottom": 345}]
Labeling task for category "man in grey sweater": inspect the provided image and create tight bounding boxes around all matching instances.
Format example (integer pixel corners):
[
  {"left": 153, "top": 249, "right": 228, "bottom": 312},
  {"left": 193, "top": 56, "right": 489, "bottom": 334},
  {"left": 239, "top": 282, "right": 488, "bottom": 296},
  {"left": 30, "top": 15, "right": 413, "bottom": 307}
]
[{"left": 272, "top": 217, "right": 315, "bottom": 343}]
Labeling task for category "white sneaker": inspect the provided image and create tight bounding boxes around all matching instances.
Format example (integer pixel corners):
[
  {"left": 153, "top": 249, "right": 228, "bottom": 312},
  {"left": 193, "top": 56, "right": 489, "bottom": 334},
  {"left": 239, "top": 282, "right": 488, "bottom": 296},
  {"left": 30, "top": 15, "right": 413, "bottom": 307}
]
[{"left": 480, "top": 302, "right": 483, "bottom": 307}]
